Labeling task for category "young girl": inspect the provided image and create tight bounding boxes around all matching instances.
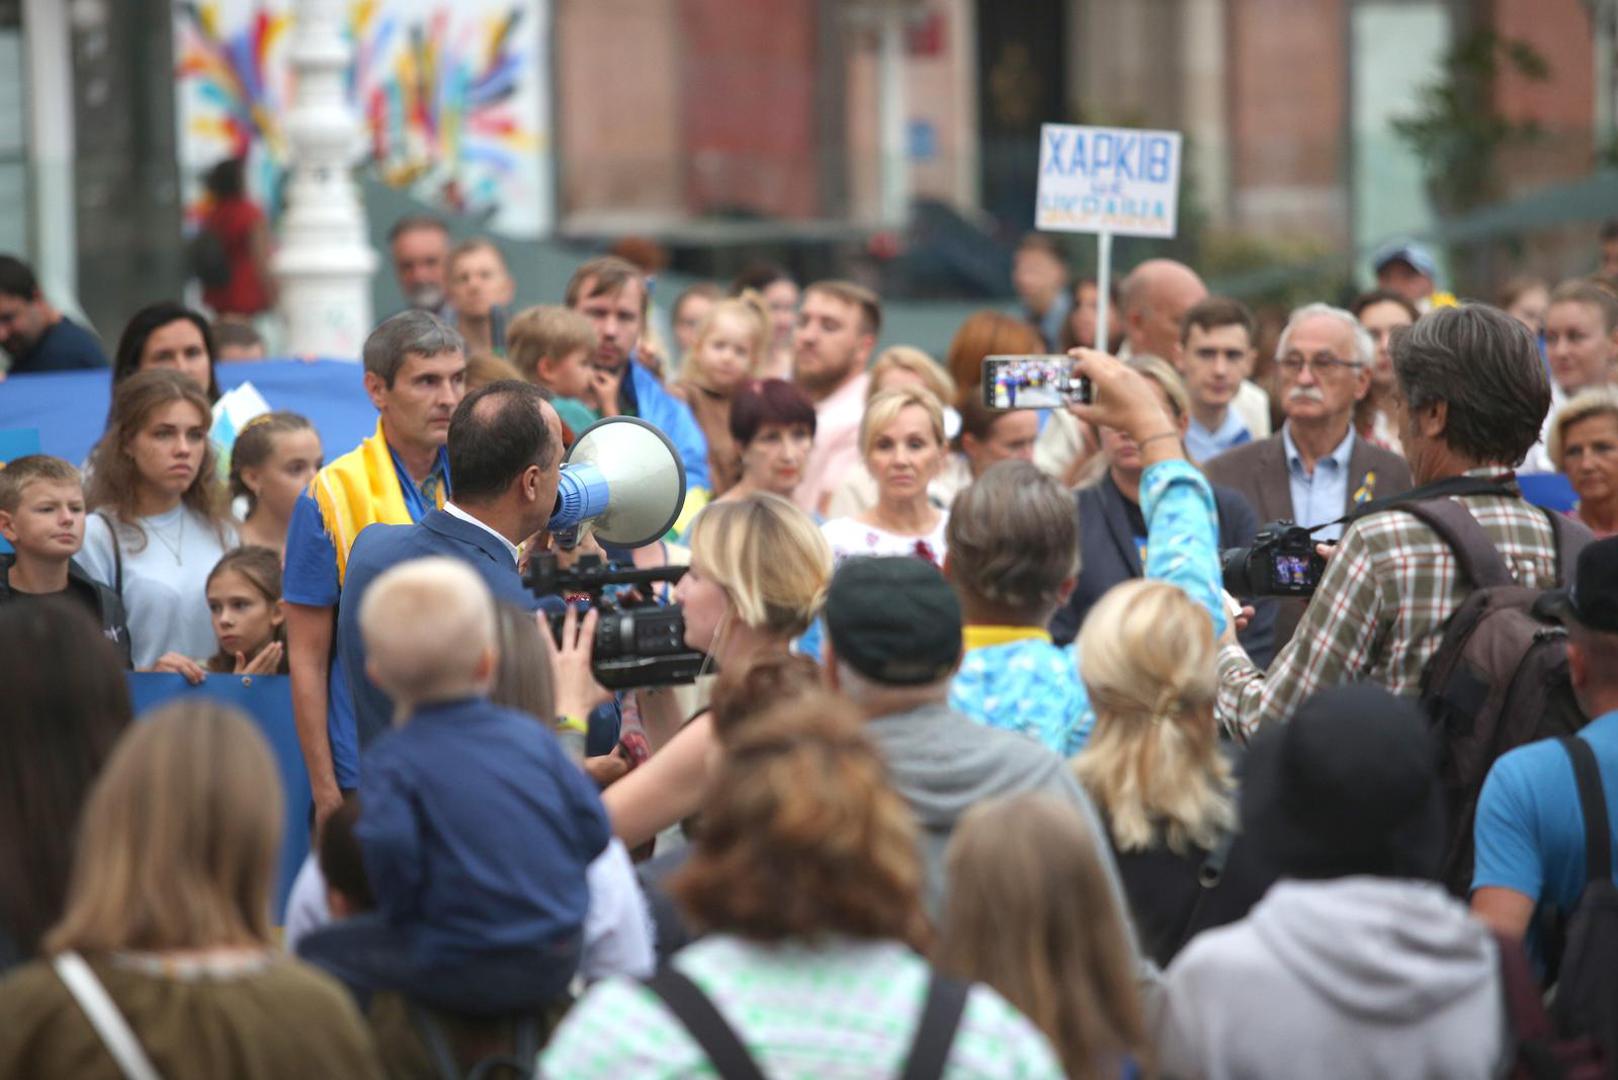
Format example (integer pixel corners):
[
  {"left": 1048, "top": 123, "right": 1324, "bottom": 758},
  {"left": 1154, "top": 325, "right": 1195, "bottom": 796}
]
[
  {"left": 231, "top": 412, "right": 323, "bottom": 558},
  {"left": 81, "top": 370, "right": 238, "bottom": 670},
  {"left": 152, "top": 545, "right": 287, "bottom": 683},
  {"left": 672, "top": 294, "right": 770, "bottom": 496}
]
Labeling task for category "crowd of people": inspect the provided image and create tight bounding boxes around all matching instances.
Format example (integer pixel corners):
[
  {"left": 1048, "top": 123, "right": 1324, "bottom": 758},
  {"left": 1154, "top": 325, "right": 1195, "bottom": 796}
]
[{"left": 1, "top": 215, "right": 1618, "bottom": 1079}]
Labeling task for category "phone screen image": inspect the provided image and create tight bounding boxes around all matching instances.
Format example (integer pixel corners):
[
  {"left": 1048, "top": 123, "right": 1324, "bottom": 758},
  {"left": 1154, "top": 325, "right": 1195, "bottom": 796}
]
[{"left": 982, "top": 355, "right": 1091, "bottom": 409}]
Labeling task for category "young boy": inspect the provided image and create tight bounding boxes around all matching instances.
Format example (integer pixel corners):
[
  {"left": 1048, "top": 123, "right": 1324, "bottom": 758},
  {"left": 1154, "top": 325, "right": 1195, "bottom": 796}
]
[
  {"left": 447, "top": 238, "right": 515, "bottom": 358},
  {"left": 310, "top": 556, "right": 609, "bottom": 1014},
  {"left": 0, "top": 455, "right": 131, "bottom": 665},
  {"left": 506, "top": 304, "right": 600, "bottom": 435},
  {"left": 1175, "top": 296, "right": 1259, "bottom": 463}
]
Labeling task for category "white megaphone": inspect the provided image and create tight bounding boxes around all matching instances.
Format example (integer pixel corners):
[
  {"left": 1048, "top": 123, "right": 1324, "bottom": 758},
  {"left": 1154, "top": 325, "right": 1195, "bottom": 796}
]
[{"left": 547, "top": 416, "right": 688, "bottom": 548}]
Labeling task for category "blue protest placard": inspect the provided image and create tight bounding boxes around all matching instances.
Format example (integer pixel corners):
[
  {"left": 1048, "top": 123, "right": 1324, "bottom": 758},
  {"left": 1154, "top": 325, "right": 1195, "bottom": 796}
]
[
  {"left": 1036, "top": 124, "right": 1183, "bottom": 238},
  {"left": 127, "top": 673, "right": 309, "bottom": 921}
]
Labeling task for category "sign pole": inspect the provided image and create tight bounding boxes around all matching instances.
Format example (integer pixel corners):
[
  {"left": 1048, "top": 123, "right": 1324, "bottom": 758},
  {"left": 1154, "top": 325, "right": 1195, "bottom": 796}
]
[{"left": 1094, "top": 230, "right": 1112, "bottom": 351}]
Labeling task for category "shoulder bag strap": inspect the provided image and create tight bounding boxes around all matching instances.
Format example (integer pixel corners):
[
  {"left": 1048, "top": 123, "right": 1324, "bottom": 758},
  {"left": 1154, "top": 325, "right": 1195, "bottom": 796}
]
[
  {"left": 1559, "top": 736, "right": 1613, "bottom": 885},
  {"left": 897, "top": 971, "right": 971, "bottom": 1080},
  {"left": 52, "top": 951, "right": 164, "bottom": 1080},
  {"left": 641, "top": 968, "right": 768, "bottom": 1080},
  {"left": 1489, "top": 930, "right": 1563, "bottom": 1079},
  {"left": 96, "top": 512, "right": 124, "bottom": 598},
  {"left": 1399, "top": 498, "right": 1513, "bottom": 589}
]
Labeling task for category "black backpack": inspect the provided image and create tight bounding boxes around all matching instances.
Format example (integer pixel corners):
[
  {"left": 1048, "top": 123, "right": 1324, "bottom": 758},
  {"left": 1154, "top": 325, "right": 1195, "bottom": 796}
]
[
  {"left": 1398, "top": 497, "right": 1593, "bottom": 896},
  {"left": 186, "top": 225, "right": 232, "bottom": 289},
  {"left": 1549, "top": 736, "right": 1618, "bottom": 1074}
]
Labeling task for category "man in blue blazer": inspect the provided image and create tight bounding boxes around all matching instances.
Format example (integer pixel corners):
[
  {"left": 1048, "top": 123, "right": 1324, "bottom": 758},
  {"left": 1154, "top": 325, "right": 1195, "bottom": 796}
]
[{"left": 338, "top": 380, "right": 565, "bottom": 752}]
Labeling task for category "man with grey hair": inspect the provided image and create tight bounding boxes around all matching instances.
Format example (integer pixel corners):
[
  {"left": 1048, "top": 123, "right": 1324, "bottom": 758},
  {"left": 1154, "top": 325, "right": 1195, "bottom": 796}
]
[
  {"left": 1216, "top": 304, "right": 1581, "bottom": 740},
  {"left": 1205, "top": 302, "right": 1412, "bottom": 650},
  {"left": 285, "top": 309, "right": 468, "bottom": 829}
]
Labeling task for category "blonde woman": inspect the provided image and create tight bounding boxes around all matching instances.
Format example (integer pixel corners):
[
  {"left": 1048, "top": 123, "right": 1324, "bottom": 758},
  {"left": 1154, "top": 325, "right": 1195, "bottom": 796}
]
[
  {"left": 605, "top": 493, "right": 833, "bottom": 847},
  {"left": 0, "top": 701, "right": 382, "bottom": 1077},
  {"left": 821, "top": 387, "right": 950, "bottom": 567},
  {"left": 938, "top": 793, "right": 1150, "bottom": 1080},
  {"left": 1548, "top": 386, "right": 1618, "bottom": 537},
  {"left": 1074, "top": 579, "right": 1271, "bottom": 966},
  {"left": 826, "top": 346, "right": 976, "bottom": 517}
]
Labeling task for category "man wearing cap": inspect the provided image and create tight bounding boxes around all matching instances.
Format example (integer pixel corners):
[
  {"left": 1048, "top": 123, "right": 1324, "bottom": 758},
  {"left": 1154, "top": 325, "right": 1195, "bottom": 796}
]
[
  {"left": 1471, "top": 535, "right": 1618, "bottom": 951},
  {"left": 1157, "top": 685, "right": 1506, "bottom": 1078},
  {"left": 1372, "top": 241, "right": 1441, "bottom": 310},
  {"left": 1216, "top": 304, "right": 1585, "bottom": 740},
  {"left": 825, "top": 347, "right": 1228, "bottom": 915}
]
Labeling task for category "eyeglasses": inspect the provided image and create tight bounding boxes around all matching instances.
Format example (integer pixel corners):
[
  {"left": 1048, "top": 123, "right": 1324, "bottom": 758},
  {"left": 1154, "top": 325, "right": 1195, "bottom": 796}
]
[{"left": 1276, "top": 352, "right": 1362, "bottom": 377}]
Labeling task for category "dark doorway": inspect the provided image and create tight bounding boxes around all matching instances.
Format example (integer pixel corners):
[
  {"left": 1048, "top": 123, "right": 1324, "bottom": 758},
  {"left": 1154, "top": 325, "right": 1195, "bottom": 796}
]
[{"left": 976, "top": 1, "right": 1067, "bottom": 237}]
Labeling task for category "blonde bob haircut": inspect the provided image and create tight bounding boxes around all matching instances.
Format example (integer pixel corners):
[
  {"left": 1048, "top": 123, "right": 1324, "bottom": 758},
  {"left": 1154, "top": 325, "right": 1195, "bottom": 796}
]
[
  {"left": 1548, "top": 385, "right": 1618, "bottom": 469},
  {"left": 45, "top": 700, "right": 282, "bottom": 953},
  {"left": 859, "top": 386, "right": 947, "bottom": 460},
  {"left": 869, "top": 346, "right": 956, "bottom": 407},
  {"left": 938, "top": 793, "right": 1149, "bottom": 1080},
  {"left": 1124, "top": 353, "right": 1190, "bottom": 424},
  {"left": 1073, "top": 579, "right": 1233, "bottom": 855},
  {"left": 686, "top": 492, "right": 832, "bottom": 638}
]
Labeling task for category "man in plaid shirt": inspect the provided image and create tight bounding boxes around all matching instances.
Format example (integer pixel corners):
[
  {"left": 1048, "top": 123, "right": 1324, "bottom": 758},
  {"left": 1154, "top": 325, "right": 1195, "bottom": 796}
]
[{"left": 1217, "top": 305, "right": 1561, "bottom": 740}]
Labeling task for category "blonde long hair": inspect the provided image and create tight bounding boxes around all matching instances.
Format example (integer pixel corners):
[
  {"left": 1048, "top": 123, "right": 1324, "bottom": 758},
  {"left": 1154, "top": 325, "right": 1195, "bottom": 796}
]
[
  {"left": 937, "top": 793, "right": 1150, "bottom": 1080},
  {"left": 44, "top": 700, "right": 282, "bottom": 954},
  {"left": 1073, "top": 580, "right": 1233, "bottom": 854}
]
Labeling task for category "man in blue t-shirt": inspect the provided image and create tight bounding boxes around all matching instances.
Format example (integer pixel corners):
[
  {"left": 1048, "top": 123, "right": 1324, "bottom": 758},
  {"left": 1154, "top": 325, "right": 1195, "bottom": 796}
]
[
  {"left": 1472, "top": 535, "right": 1618, "bottom": 955},
  {"left": 284, "top": 311, "right": 465, "bottom": 832},
  {"left": 0, "top": 255, "right": 108, "bottom": 374}
]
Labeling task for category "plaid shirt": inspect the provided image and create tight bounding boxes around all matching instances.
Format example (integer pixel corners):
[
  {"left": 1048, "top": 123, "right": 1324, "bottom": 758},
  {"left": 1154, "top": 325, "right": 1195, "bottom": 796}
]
[{"left": 1216, "top": 471, "right": 1561, "bottom": 740}]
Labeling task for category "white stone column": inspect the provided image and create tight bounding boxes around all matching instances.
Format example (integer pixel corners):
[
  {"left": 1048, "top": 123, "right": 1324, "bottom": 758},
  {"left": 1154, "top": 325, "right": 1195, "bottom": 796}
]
[
  {"left": 273, "top": 0, "right": 376, "bottom": 359},
  {"left": 876, "top": 2, "right": 910, "bottom": 229}
]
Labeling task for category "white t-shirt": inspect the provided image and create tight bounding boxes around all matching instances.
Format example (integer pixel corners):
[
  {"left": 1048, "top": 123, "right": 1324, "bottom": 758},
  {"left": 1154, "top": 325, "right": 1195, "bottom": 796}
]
[
  {"left": 821, "top": 511, "right": 949, "bottom": 568},
  {"left": 79, "top": 506, "right": 238, "bottom": 669}
]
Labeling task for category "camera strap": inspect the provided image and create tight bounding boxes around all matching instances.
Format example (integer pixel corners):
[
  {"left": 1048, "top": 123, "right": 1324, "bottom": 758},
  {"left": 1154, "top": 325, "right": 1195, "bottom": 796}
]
[{"left": 1306, "top": 474, "right": 1518, "bottom": 538}]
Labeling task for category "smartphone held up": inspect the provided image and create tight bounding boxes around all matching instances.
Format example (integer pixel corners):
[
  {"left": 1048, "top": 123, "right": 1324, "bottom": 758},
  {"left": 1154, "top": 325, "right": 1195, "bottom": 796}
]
[{"left": 982, "top": 354, "right": 1093, "bottom": 410}]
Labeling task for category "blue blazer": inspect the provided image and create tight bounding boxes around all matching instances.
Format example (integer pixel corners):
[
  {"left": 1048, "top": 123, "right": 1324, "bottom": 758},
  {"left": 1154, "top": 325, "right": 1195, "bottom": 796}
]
[
  {"left": 1049, "top": 473, "right": 1280, "bottom": 669},
  {"left": 337, "top": 509, "right": 539, "bottom": 753}
]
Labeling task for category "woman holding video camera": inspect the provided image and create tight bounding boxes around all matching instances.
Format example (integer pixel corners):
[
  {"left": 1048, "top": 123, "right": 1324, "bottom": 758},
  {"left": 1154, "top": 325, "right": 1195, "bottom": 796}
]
[{"left": 604, "top": 493, "right": 833, "bottom": 847}]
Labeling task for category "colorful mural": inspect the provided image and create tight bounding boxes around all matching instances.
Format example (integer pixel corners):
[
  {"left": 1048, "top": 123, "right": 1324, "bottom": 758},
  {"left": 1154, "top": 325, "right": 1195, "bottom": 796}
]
[{"left": 173, "top": 0, "right": 550, "bottom": 236}]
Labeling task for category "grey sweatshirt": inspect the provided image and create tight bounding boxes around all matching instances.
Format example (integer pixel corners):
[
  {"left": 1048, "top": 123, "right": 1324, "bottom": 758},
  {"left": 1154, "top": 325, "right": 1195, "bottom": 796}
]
[
  {"left": 864, "top": 701, "right": 1126, "bottom": 918},
  {"left": 1155, "top": 876, "right": 1504, "bottom": 1080}
]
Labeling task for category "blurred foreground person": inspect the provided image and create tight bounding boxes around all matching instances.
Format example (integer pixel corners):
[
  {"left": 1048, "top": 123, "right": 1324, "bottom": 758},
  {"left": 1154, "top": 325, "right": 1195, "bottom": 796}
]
[{"left": 0, "top": 701, "right": 382, "bottom": 1078}]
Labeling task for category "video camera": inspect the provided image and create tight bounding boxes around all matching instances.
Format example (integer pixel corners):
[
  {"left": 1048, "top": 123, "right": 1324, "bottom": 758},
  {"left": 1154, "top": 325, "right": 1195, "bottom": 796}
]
[
  {"left": 1221, "top": 521, "right": 1330, "bottom": 599},
  {"left": 525, "top": 553, "right": 708, "bottom": 690}
]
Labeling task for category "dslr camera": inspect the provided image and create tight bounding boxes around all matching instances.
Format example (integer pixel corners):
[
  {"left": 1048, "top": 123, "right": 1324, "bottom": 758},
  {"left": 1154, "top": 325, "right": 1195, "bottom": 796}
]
[
  {"left": 1221, "top": 521, "right": 1329, "bottom": 599},
  {"left": 525, "top": 553, "right": 708, "bottom": 690}
]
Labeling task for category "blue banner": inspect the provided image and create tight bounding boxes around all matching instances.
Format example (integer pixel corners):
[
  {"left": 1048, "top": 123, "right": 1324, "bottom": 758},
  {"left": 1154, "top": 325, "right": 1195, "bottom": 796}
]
[
  {"left": 0, "top": 360, "right": 378, "bottom": 467},
  {"left": 127, "top": 673, "right": 309, "bottom": 921},
  {"left": 1518, "top": 472, "right": 1578, "bottom": 514},
  {"left": 0, "top": 427, "right": 42, "bottom": 554}
]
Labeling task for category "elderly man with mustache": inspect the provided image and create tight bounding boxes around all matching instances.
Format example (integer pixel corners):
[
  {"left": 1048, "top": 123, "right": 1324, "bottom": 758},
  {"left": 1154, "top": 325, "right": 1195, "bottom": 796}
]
[{"left": 1204, "top": 303, "right": 1412, "bottom": 650}]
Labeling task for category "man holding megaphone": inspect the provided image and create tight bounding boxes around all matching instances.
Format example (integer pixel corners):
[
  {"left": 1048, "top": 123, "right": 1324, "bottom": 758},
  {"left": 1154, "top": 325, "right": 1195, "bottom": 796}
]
[{"left": 334, "top": 379, "right": 690, "bottom": 779}]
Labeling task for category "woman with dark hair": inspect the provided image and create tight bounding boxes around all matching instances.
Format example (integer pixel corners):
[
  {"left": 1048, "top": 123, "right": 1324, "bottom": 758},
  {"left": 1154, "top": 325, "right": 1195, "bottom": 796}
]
[
  {"left": 0, "top": 599, "right": 132, "bottom": 970},
  {"left": 714, "top": 378, "right": 819, "bottom": 506},
  {"left": 199, "top": 156, "right": 277, "bottom": 319},
  {"left": 80, "top": 370, "right": 237, "bottom": 668},
  {"left": 543, "top": 696, "right": 1063, "bottom": 1077},
  {"left": 112, "top": 301, "right": 221, "bottom": 402},
  {"left": 0, "top": 701, "right": 383, "bottom": 1076},
  {"left": 1350, "top": 289, "right": 1418, "bottom": 451}
]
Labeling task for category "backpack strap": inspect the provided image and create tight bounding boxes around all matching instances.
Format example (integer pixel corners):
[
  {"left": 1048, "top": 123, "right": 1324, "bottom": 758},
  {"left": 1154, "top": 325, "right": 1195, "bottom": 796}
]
[
  {"left": 897, "top": 971, "right": 971, "bottom": 1080},
  {"left": 1546, "top": 509, "right": 1595, "bottom": 589},
  {"left": 52, "top": 951, "right": 164, "bottom": 1080},
  {"left": 641, "top": 968, "right": 768, "bottom": 1080},
  {"left": 1399, "top": 498, "right": 1513, "bottom": 589},
  {"left": 1559, "top": 736, "right": 1613, "bottom": 886}
]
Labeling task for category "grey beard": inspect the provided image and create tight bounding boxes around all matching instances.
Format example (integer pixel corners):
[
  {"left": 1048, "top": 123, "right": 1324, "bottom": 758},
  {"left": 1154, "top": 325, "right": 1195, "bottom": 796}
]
[{"left": 407, "top": 284, "right": 446, "bottom": 312}]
